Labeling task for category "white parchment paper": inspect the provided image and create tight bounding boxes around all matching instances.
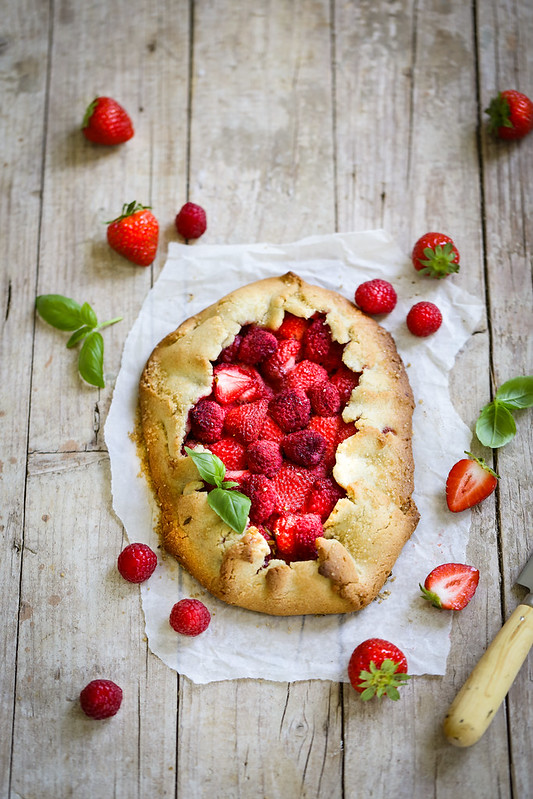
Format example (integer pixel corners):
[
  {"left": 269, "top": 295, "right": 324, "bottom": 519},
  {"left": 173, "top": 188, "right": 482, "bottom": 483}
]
[{"left": 104, "top": 230, "right": 485, "bottom": 683}]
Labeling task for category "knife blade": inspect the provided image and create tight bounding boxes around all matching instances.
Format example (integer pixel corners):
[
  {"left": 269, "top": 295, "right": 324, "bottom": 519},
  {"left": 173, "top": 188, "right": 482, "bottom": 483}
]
[{"left": 443, "top": 551, "right": 533, "bottom": 747}]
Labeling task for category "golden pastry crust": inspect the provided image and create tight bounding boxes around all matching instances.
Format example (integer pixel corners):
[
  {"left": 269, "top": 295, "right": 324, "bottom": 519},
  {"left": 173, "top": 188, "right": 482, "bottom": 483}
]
[{"left": 139, "top": 272, "right": 419, "bottom": 616}]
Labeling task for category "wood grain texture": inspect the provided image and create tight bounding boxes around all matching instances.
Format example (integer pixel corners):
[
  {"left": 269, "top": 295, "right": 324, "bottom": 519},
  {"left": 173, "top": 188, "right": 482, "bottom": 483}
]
[{"left": 1, "top": 0, "right": 532, "bottom": 796}]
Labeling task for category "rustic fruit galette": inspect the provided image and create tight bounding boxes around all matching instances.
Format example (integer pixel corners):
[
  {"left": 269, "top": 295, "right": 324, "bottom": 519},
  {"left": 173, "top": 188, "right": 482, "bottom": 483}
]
[{"left": 139, "top": 273, "right": 419, "bottom": 615}]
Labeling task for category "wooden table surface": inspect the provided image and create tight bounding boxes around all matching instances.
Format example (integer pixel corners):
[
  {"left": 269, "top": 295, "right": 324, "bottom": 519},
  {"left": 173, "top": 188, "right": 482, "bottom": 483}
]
[{"left": 2, "top": 1, "right": 532, "bottom": 797}]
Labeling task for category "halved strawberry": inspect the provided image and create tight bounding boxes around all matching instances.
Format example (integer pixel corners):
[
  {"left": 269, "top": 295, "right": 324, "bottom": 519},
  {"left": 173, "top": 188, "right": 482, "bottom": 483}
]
[
  {"left": 224, "top": 399, "right": 269, "bottom": 444},
  {"left": 272, "top": 513, "right": 322, "bottom": 561},
  {"left": 283, "top": 360, "right": 328, "bottom": 393},
  {"left": 304, "top": 476, "right": 345, "bottom": 520},
  {"left": 213, "top": 364, "right": 265, "bottom": 404},
  {"left": 445, "top": 452, "right": 498, "bottom": 512},
  {"left": 208, "top": 438, "right": 247, "bottom": 470},
  {"left": 259, "top": 415, "right": 285, "bottom": 443},
  {"left": 276, "top": 313, "right": 309, "bottom": 341},
  {"left": 308, "top": 415, "right": 357, "bottom": 469},
  {"left": 420, "top": 563, "right": 480, "bottom": 610},
  {"left": 271, "top": 465, "right": 315, "bottom": 513}
]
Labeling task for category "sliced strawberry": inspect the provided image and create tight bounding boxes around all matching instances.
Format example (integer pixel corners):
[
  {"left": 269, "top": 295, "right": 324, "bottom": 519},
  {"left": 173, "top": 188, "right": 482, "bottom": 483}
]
[
  {"left": 304, "top": 476, "right": 345, "bottom": 520},
  {"left": 261, "top": 339, "right": 301, "bottom": 384},
  {"left": 224, "top": 399, "right": 269, "bottom": 444},
  {"left": 283, "top": 360, "right": 328, "bottom": 393},
  {"left": 213, "top": 364, "right": 266, "bottom": 404},
  {"left": 420, "top": 563, "right": 480, "bottom": 610},
  {"left": 272, "top": 512, "right": 322, "bottom": 561},
  {"left": 276, "top": 313, "right": 309, "bottom": 341},
  {"left": 208, "top": 438, "right": 247, "bottom": 470},
  {"left": 271, "top": 464, "right": 315, "bottom": 513},
  {"left": 224, "top": 469, "right": 250, "bottom": 485},
  {"left": 445, "top": 453, "right": 498, "bottom": 512}
]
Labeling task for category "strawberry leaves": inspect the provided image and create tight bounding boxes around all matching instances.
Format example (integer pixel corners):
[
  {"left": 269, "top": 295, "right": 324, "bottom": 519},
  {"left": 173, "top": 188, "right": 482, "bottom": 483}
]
[
  {"left": 35, "top": 294, "right": 122, "bottom": 388},
  {"left": 185, "top": 447, "right": 251, "bottom": 534},
  {"left": 357, "top": 659, "right": 411, "bottom": 701},
  {"left": 475, "top": 376, "right": 533, "bottom": 448}
]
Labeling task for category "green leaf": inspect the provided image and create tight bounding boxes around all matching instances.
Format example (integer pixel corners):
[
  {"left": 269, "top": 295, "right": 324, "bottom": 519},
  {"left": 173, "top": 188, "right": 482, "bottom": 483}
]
[
  {"left": 185, "top": 447, "right": 226, "bottom": 487},
  {"left": 80, "top": 301, "right": 98, "bottom": 328},
  {"left": 475, "top": 401, "right": 516, "bottom": 448},
  {"left": 66, "top": 325, "right": 93, "bottom": 349},
  {"left": 495, "top": 376, "right": 533, "bottom": 410},
  {"left": 207, "top": 488, "right": 251, "bottom": 534},
  {"left": 78, "top": 331, "right": 105, "bottom": 388},
  {"left": 35, "top": 294, "right": 83, "bottom": 331}
]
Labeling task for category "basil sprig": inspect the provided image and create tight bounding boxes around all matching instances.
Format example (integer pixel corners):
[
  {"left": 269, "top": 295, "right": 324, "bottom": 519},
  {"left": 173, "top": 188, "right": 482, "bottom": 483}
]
[
  {"left": 185, "top": 446, "right": 251, "bottom": 534},
  {"left": 35, "top": 294, "right": 122, "bottom": 388},
  {"left": 475, "top": 376, "right": 533, "bottom": 448}
]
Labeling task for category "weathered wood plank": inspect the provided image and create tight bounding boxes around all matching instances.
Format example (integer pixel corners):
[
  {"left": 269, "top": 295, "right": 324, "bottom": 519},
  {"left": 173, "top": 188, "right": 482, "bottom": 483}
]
[
  {"left": 477, "top": 0, "right": 533, "bottom": 796},
  {"left": 174, "top": 2, "right": 343, "bottom": 797},
  {"left": 0, "top": 0, "right": 50, "bottom": 793},
  {"left": 334, "top": 0, "right": 510, "bottom": 794},
  {"left": 11, "top": 452, "right": 178, "bottom": 799}
]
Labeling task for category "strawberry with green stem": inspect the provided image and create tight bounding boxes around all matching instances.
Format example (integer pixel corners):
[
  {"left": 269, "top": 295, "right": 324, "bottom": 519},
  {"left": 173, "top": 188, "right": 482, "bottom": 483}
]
[
  {"left": 412, "top": 232, "right": 460, "bottom": 278},
  {"left": 348, "top": 638, "right": 411, "bottom": 700},
  {"left": 485, "top": 90, "right": 533, "bottom": 140},
  {"left": 107, "top": 201, "right": 159, "bottom": 266}
]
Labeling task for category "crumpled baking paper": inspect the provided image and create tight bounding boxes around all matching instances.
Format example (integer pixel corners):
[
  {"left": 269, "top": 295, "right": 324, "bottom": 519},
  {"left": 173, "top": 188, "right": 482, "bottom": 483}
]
[{"left": 105, "top": 230, "right": 485, "bottom": 683}]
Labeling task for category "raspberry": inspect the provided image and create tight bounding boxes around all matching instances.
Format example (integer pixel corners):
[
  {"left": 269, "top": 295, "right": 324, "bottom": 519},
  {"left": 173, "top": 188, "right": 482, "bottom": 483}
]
[
  {"left": 247, "top": 440, "right": 283, "bottom": 477},
  {"left": 269, "top": 389, "right": 311, "bottom": 433},
  {"left": 273, "top": 512, "right": 322, "bottom": 561},
  {"left": 175, "top": 202, "right": 207, "bottom": 239},
  {"left": 304, "top": 477, "right": 345, "bottom": 520},
  {"left": 406, "top": 301, "right": 442, "bottom": 337},
  {"left": 117, "top": 542, "right": 157, "bottom": 583},
  {"left": 283, "top": 360, "right": 328, "bottom": 393},
  {"left": 308, "top": 383, "right": 341, "bottom": 416},
  {"left": 354, "top": 279, "right": 397, "bottom": 314},
  {"left": 209, "top": 438, "right": 247, "bottom": 470},
  {"left": 79, "top": 679, "right": 123, "bottom": 719},
  {"left": 282, "top": 430, "right": 327, "bottom": 467},
  {"left": 240, "top": 473, "right": 278, "bottom": 523},
  {"left": 224, "top": 399, "right": 268, "bottom": 444},
  {"left": 302, "top": 317, "right": 332, "bottom": 363},
  {"left": 169, "top": 598, "right": 211, "bottom": 636},
  {"left": 218, "top": 335, "right": 242, "bottom": 363},
  {"left": 189, "top": 399, "right": 225, "bottom": 443},
  {"left": 238, "top": 327, "right": 278, "bottom": 365},
  {"left": 276, "top": 313, "right": 309, "bottom": 341}
]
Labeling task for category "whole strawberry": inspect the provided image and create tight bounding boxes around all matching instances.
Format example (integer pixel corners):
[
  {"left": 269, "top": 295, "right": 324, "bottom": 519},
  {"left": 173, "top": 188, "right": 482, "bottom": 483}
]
[
  {"left": 412, "top": 233, "right": 460, "bottom": 278},
  {"left": 80, "top": 679, "right": 123, "bottom": 719},
  {"left": 117, "top": 542, "right": 157, "bottom": 583},
  {"left": 354, "top": 279, "right": 397, "bottom": 314},
  {"left": 107, "top": 201, "right": 159, "bottom": 266},
  {"left": 406, "top": 301, "right": 442, "bottom": 337},
  {"left": 485, "top": 90, "right": 533, "bottom": 140},
  {"left": 420, "top": 563, "right": 480, "bottom": 610},
  {"left": 82, "top": 97, "right": 134, "bottom": 145},
  {"left": 169, "top": 598, "right": 211, "bottom": 636},
  {"left": 175, "top": 202, "right": 207, "bottom": 240},
  {"left": 348, "top": 638, "right": 411, "bottom": 700}
]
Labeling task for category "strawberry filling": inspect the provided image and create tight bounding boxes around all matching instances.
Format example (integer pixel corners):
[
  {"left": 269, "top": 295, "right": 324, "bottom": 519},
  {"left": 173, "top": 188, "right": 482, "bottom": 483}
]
[{"left": 184, "top": 312, "right": 362, "bottom": 564}]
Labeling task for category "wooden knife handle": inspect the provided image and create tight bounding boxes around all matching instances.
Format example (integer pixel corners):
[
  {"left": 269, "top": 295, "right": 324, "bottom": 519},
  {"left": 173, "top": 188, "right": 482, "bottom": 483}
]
[{"left": 443, "top": 602, "right": 533, "bottom": 747}]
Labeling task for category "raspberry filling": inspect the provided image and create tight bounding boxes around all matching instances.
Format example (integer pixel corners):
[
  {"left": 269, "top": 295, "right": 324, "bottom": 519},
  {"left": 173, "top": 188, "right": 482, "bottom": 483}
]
[{"left": 184, "top": 313, "right": 361, "bottom": 563}]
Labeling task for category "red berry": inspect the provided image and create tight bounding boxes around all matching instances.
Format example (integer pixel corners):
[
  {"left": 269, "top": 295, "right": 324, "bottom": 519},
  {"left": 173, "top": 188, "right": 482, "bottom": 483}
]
[
  {"left": 276, "top": 313, "right": 309, "bottom": 341},
  {"left": 209, "top": 438, "right": 247, "bottom": 470},
  {"left": 302, "top": 317, "right": 333, "bottom": 362},
  {"left": 304, "top": 476, "right": 345, "bottom": 520},
  {"left": 117, "top": 543, "right": 157, "bottom": 583},
  {"left": 283, "top": 360, "right": 328, "bottom": 394},
  {"left": 406, "top": 301, "right": 442, "bottom": 337},
  {"left": 240, "top": 473, "right": 278, "bottom": 524},
  {"left": 246, "top": 439, "right": 283, "bottom": 477},
  {"left": 224, "top": 399, "right": 269, "bottom": 444},
  {"left": 348, "top": 638, "right": 410, "bottom": 699},
  {"left": 421, "top": 563, "right": 480, "bottom": 610},
  {"left": 269, "top": 389, "right": 311, "bottom": 433},
  {"left": 485, "top": 90, "right": 533, "bottom": 140},
  {"left": 354, "top": 279, "right": 397, "bottom": 314},
  {"left": 189, "top": 399, "right": 225, "bottom": 443},
  {"left": 82, "top": 97, "right": 134, "bottom": 145},
  {"left": 282, "top": 429, "right": 327, "bottom": 468},
  {"left": 80, "top": 679, "right": 123, "bottom": 719},
  {"left": 412, "top": 233, "right": 460, "bottom": 279},
  {"left": 175, "top": 202, "right": 207, "bottom": 239},
  {"left": 307, "top": 383, "right": 341, "bottom": 416},
  {"left": 107, "top": 201, "right": 159, "bottom": 266},
  {"left": 261, "top": 339, "right": 302, "bottom": 384},
  {"left": 238, "top": 327, "right": 278, "bottom": 365},
  {"left": 169, "top": 598, "right": 211, "bottom": 635}
]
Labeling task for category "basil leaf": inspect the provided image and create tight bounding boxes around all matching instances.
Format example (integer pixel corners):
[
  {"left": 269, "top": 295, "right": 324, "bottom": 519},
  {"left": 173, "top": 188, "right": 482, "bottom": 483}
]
[
  {"left": 78, "top": 331, "right": 105, "bottom": 388},
  {"left": 66, "top": 325, "right": 93, "bottom": 349},
  {"left": 36, "top": 294, "right": 83, "bottom": 331},
  {"left": 475, "top": 401, "right": 516, "bottom": 448},
  {"left": 185, "top": 447, "right": 226, "bottom": 486},
  {"left": 495, "top": 376, "right": 533, "bottom": 409},
  {"left": 207, "top": 487, "right": 251, "bottom": 534},
  {"left": 80, "top": 301, "right": 98, "bottom": 329}
]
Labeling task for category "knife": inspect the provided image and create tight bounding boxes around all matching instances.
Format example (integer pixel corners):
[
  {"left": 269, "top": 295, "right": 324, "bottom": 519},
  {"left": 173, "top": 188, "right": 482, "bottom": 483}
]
[{"left": 443, "top": 552, "right": 533, "bottom": 747}]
